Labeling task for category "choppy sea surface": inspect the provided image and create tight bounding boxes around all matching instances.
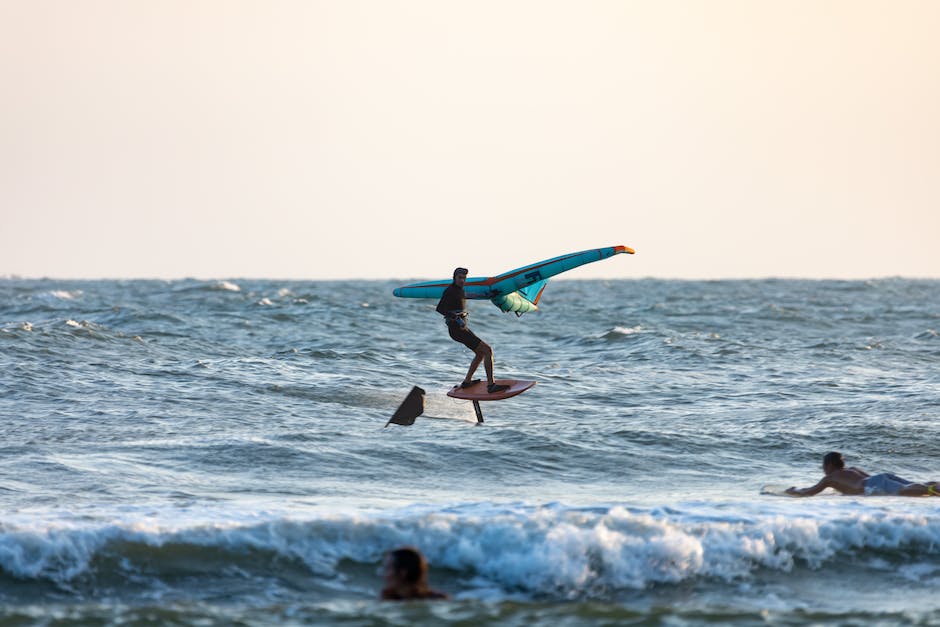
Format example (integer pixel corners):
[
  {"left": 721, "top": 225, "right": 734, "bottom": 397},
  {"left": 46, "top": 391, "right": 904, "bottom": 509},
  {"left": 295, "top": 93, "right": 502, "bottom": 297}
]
[{"left": 1, "top": 277, "right": 939, "bottom": 626}]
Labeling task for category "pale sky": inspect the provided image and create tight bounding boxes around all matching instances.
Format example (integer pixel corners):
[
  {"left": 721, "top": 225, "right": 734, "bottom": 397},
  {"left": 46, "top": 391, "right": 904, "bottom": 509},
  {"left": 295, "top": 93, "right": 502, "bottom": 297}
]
[{"left": 2, "top": 1, "right": 938, "bottom": 280}]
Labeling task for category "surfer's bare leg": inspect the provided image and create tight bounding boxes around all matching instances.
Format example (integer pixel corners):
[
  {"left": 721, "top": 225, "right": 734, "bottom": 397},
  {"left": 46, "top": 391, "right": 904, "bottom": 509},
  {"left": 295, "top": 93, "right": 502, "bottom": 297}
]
[
  {"left": 482, "top": 345, "right": 495, "bottom": 384},
  {"left": 479, "top": 343, "right": 509, "bottom": 394},
  {"left": 465, "top": 341, "right": 494, "bottom": 385},
  {"left": 900, "top": 484, "right": 927, "bottom": 496},
  {"left": 900, "top": 482, "right": 939, "bottom": 496},
  {"left": 464, "top": 351, "right": 483, "bottom": 383}
]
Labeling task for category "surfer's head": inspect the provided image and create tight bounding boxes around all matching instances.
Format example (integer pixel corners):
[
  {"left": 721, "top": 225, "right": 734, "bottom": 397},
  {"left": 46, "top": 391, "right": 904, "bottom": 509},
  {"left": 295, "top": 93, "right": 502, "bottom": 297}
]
[
  {"left": 822, "top": 451, "right": 844, "bottom": 473},
  {"left": 382, "top": 546, "right": 431, "bottom": 597},
  {"left": 453, "top": 267, "right": 468, "bottom": 286},
  {"left": 380, "top": 546, "right": 447, "bottom": 601},
  {"left": 384, "top": 547, "right": 427, "bottom": 584}
]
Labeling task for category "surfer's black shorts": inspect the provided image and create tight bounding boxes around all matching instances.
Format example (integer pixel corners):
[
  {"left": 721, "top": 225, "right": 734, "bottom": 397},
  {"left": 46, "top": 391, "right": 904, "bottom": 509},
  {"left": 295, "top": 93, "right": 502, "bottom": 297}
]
[{"left": 447, "top": 322, "right": 482, "bottom": 350}]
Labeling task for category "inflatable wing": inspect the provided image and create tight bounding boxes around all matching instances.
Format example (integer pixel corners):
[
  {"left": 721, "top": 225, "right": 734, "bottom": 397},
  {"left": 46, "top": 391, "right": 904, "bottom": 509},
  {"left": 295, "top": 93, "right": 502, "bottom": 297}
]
[{"left": 392, "top": 245, "right": 635, "bottom": 316}]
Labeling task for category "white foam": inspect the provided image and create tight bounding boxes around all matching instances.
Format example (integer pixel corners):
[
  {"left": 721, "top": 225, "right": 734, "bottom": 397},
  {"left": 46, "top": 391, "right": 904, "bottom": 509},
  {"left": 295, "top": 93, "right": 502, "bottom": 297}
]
[
  {"left": 611, "top": 325, "right": 642, "bottom": 336},
  {"left": 49, "top": 290, "right": 81, "bottom": 300}
]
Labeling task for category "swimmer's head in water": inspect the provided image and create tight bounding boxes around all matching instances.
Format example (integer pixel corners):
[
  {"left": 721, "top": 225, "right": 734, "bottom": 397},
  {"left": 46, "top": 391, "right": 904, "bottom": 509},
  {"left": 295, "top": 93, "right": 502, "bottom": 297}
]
[{"left": 384, "top": 547, "right": 428, "bottom": 586}]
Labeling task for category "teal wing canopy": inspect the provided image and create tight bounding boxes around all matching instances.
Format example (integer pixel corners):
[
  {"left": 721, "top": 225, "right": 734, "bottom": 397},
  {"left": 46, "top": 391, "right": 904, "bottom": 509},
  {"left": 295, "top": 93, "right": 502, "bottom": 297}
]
[{"left": 518, "top": 279, "right": 548, "bottom": 304}]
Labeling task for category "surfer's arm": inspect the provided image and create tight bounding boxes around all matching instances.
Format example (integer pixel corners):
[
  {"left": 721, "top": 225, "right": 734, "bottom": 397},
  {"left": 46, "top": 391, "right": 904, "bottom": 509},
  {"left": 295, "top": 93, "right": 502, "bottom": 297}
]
[
  {"left": 435, "top": 298, "right": 457, "bottom": 318},
  {"left": 785, "top": 478, "right": 829, "bottom": 497},
  {"left": 435, "top": 286, "right": 456, "bottom": 316}
]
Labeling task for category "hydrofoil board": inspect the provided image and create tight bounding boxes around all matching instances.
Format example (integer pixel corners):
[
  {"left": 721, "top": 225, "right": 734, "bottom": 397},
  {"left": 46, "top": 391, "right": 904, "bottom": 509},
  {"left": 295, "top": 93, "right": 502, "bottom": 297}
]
[{"left": 447, "top": 379, "right": 536, "bottom": 401}]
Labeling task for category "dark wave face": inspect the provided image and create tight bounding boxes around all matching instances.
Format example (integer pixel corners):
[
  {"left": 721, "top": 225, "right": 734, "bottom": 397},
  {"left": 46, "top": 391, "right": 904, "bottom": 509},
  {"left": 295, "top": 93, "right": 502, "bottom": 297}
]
[{"left": 1, "top": 278, "right": 939, "bottom": 625}]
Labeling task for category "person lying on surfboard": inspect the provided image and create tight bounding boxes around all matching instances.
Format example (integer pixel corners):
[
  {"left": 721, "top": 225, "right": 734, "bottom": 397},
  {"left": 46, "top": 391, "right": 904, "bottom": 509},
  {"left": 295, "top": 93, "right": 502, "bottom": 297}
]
[
  {"left": 786, "top": 451, "right": 940, "bottom": 497},
  {"left": 436, "top": 267, "right": 509, "bottom": 394}
]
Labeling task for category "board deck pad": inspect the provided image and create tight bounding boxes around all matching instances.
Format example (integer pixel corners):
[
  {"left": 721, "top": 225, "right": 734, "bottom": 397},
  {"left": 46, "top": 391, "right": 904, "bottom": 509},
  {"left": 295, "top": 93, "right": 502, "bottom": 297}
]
[{"left": 447, "top": 379, "right": 536, "bottom": 401}]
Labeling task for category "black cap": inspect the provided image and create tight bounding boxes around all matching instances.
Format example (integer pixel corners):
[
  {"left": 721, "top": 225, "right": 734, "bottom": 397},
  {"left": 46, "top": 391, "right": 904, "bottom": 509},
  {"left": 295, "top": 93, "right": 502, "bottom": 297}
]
[{"left": 453, "top": 267, "right": 468, "bottom": 277}]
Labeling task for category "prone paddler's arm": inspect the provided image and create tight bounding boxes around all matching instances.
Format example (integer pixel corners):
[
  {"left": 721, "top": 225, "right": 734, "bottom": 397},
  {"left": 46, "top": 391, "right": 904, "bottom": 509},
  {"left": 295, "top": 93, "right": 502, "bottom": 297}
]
[{"left": 785, "top": 478, "right": 829, "bottom": 497}]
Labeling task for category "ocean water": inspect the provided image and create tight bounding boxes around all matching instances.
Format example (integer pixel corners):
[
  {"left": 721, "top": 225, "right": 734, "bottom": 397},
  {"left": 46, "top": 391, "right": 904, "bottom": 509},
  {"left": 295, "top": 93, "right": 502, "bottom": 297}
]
[{"left": 1, "top": 277, "right": 939, "bottom": 626}]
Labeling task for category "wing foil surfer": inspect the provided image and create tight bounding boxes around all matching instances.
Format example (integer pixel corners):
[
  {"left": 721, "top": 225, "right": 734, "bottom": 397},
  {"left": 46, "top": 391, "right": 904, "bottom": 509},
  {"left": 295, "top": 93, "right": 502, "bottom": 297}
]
[{"left": 436, "top": 267, "right": 509, "bottom": 394}]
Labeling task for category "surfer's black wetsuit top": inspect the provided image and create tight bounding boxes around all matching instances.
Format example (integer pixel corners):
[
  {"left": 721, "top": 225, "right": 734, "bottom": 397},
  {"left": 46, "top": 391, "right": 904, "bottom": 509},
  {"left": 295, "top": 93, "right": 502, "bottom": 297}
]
[
  {"left": 436, "top": 284, "right": 465, "bottom": 320},
  {"left": 436, "top": 283, "right": 482, "bottom": 350}
]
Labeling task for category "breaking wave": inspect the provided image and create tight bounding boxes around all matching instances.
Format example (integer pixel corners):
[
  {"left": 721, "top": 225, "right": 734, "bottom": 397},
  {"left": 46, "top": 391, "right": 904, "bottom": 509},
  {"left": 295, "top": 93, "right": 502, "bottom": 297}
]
[{"left": 2, "top": 502, "right": 939, "bottom": 598}]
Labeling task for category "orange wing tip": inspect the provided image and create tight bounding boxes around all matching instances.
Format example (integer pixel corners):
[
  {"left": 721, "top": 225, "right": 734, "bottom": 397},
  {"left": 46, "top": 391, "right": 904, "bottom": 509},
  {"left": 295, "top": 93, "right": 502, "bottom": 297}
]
[{"left": 614, "top": 245, "right": 636, "bottom": 255}]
